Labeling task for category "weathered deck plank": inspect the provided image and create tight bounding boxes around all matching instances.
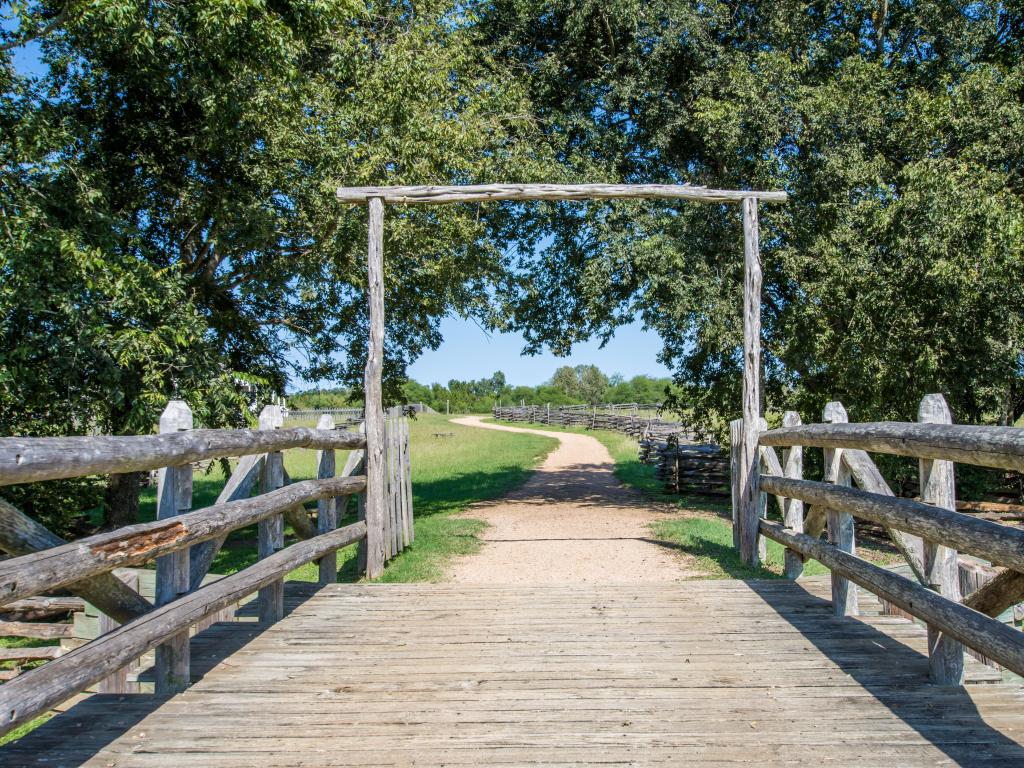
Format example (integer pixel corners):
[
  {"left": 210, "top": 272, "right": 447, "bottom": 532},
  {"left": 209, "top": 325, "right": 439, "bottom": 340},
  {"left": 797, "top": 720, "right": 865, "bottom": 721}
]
[{"left": 3, "top": 578, "right": 1023, "bottom": 766}]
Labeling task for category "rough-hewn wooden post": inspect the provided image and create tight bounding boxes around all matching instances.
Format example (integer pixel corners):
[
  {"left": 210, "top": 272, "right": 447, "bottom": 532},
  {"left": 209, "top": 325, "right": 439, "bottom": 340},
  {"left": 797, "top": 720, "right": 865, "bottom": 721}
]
[
  {"left": 402, "top": 418, "right": 414, "bottom": 544},
  {"left": 824, "top": 401, "right": 858, "bottom": 616},
  {"left": 155, "top": 400, "right": 192, "bottom": 694},
  {"left": 738, "top": 196, "right": 762, "bottom": 566},
  {"left": 258, "top": 404, "right": 285, "bottom": 622},
  {"left": 729, "top": 418, "right": 743, "bottom": 550},
  {"left": 364, "top": 197, "right": 387, "bottom": 578},
  {"left": 782, "top": 411, "right": 805, "bottom": 580},
  {"left": 316, "top": 413, "right": 337, "bottom": 586},
  {"left": 96, "top": 571, "right": 140, "bottom": 694},
  {"left": 919, "top": 393, "right": 965, "bottom": 685}
]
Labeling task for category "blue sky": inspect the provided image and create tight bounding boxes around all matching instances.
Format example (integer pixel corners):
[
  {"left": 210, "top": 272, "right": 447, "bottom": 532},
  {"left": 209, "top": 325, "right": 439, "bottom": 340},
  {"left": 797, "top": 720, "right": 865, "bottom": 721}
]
[{"left": 405, "top": 316, "right": 670, "bottom": 387}]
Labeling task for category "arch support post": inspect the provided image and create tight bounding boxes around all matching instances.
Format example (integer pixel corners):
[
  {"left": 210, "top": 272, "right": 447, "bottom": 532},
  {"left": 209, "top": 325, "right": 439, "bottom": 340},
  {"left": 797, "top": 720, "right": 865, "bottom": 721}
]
[
  {"left": 363, "top": 196, "right": 387, "bottom": 579},
  {"left": 738, "top": 196, "right": 763, "bottom": 567}
]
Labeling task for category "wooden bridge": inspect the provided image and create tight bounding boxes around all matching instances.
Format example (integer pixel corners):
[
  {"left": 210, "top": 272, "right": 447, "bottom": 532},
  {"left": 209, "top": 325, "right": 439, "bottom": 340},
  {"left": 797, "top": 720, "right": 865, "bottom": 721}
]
[
  {"left": 2, "top": 184, "right": 1024, "bottom": 765},
  {"left": 5, "top": 578, "right": 1024, "bottom": 766}
]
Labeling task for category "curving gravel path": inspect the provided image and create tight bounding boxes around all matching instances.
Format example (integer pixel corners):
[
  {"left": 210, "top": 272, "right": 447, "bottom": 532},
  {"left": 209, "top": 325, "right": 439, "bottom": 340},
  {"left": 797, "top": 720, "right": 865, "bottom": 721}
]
[{"left": 444, "top": 416, "right": 699, "bottom": 583}]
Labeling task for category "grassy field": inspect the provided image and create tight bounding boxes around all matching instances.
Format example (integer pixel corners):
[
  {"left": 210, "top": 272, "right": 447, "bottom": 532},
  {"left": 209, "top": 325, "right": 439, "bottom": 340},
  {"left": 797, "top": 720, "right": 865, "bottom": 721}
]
[
  {"left": 132, "top": 413, "right": 557, "bottom": 582},
  {"left": 484, "top": 419, "right": 839, "bottom": 580}
]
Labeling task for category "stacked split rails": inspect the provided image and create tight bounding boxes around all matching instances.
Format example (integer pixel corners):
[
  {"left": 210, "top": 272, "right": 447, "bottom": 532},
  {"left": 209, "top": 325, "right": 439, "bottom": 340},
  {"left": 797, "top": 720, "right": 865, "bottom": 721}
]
[
  {"left": 493, "top": 404, "right": 694, "bottom": 440},
  {"left": 0, "top": 400, "right": 371, "bottom": 737},
  {"left": 495, "top": 405, "right": 729, "bottom": 495},
  {"left": 735, "top": 393, "right": 1024, "bottom": 685},
  {"left": 655, "top": 441, "right": 731, "bottom": 497}
]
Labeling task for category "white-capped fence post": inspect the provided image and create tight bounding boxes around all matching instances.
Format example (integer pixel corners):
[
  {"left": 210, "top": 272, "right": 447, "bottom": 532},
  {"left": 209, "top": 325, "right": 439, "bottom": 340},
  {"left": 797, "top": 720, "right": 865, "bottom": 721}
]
[
  {"left": 155, "top": 399, "right": 192, "bottom": 694},
  {"left": 258, "top": 404, "right": 285, "bottom": 622},
  {"left": 316, "top": 413, "right": 338, "bottom": 586},
  {"left": 919, "top": 393, "right": 965, "bottom": 685},
  {"left": 782, "top": 411, "right": 805, "bottom": 580},
  {"left": 824, "top": 401, "right": 858, "bottom": 616}
]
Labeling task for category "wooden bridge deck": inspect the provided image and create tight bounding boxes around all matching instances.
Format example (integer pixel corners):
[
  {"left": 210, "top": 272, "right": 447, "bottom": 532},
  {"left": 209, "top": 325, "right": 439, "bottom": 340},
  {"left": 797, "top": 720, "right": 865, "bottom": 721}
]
[{"left": 5, "top": 578, "right": 1024, "bottom": 767}]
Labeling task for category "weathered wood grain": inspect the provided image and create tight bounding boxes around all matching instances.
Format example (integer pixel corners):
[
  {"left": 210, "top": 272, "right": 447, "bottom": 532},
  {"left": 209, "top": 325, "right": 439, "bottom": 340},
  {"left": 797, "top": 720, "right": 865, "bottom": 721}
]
[
  {"left": 782, "top": 411, "right": 805, "bottom": 579},
  {"left": 840, "top": 448, "right": 927, "bottom": 584},
  {"left": 759, "top": 519, "right": 1024, "bottom": 677},
  {"left": 336, "top": 183, "right": 788, "bottom": 205},
  {"left": 0, "top": 596, "right": 85, "bottom": 622},
  {"left": 155, "top": 400, "right": 192, "bottom": 694},
  {"left": 0, "top": 645, "right": 63, "bottom": 662},
  {"left": 5, "top": 579, "right": 1024, "bottom": 766},
  {"left": 402, "top": 418, "right": 414, "bottom": 545},
  {"left": 823, "top": 402, "right": 857, "bottom": 617},
  {"left": 0, "top": 476, "right": 364, "bottom": 609},
  {"left": 0, "top": 428, "right": 364, "bottom": 486},
  {"left": 0, "top": 620, "right": 72, "bottom": 639},
  {"left": 188, "top": 452, "right": 264, "bottom": 589},
  {"left": 759, "top": 476, "right": 1024, "bottom": 574},
  {"left": 729, "top": 418, "right": 743, "bottom": 551},
  {"left": 0, "top": 497, "right": 151, "bottom": 622},
  {"left": 737, "top": 196, "right": 762, "bottom": 567},
  {"left": 963, "top": 569, "right": 1024, "bottom": 617},
  {"left": 759, "top": 421, "right": 1024, "bottom": 472},
  {"left": 258, "top": 405, "right": 285, "bottom": 624},
  {"left": 919, "top": 394, "right": 964, "bottom": 685},
  {"left": 0, "top": 522, "right": 367, "bottom": 736},
  {"left": 316, "top": 414, "right": 338, "bottom": 586},
  {"left": 363, "top": 197, "right": 387, "bottom": 578}
]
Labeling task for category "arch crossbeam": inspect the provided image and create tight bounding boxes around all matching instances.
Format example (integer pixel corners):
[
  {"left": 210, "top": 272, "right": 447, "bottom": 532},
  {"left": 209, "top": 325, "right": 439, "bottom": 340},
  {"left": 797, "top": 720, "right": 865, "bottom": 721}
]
[{"left": 336, "top": 182, "right": 787, "bottom": 205}]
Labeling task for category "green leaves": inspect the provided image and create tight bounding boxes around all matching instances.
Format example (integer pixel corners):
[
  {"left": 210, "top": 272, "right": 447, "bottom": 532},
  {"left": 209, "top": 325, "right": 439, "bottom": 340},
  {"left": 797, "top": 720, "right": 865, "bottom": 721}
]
[{"left": 481, "top": 0, "right": 1024, "bottom": 435}]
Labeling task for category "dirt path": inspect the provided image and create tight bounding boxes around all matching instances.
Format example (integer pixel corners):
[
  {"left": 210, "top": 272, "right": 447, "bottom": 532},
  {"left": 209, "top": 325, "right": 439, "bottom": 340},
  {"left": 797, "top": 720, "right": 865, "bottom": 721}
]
[{"left": 444, "top": 416, "right": 699, "bottom": 583}]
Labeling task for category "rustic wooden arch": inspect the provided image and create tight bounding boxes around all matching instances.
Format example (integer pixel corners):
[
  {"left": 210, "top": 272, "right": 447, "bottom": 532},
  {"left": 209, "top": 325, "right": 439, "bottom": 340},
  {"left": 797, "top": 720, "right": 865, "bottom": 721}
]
[{"left": 335, "top": 183, "right": 788, "bottom": 577}]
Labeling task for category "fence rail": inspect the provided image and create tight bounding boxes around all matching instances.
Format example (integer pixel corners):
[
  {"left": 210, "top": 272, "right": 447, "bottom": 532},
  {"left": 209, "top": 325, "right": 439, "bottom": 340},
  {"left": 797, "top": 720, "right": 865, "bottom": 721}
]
[
  {"left": 493, "top": 404, "right": 695, "bottom": 441},
  {"left": 0, "top": 399, "right": 414, "bottom": 737},
  {"left": 734, "top": 393, "right": 1024, "bottom": 684}
]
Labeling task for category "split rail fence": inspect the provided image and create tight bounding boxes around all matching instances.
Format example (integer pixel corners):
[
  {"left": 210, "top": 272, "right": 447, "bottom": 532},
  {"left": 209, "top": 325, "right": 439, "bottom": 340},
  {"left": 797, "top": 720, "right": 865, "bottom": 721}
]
[
  {"left": 733, "top": 393, "right": 1024, "bottom": 684},
  {"left": 493, "top": 403, "right": 696, "bottom": 440},
  {"left": 0, "top": 400, "right": 413, "bottom": 737},
  {"left": 494, "top": 404, "right": 731, "bottom": 495}
]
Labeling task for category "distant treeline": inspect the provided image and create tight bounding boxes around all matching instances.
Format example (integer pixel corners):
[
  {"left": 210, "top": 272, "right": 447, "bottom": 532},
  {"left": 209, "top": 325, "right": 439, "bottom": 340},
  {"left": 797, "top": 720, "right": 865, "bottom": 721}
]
[{"left": 289, "top": 365, "right": 672, "bottom": 414}]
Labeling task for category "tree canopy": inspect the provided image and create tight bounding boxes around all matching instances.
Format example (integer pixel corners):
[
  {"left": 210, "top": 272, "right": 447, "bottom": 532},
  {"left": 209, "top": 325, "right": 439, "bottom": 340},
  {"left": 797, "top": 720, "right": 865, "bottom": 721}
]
[
  {"left": 479, "top": 0, "right": 1024, "bottom": 435},
  {"left": 3, "top": 0, "right": 1023, "bottom": 529}
]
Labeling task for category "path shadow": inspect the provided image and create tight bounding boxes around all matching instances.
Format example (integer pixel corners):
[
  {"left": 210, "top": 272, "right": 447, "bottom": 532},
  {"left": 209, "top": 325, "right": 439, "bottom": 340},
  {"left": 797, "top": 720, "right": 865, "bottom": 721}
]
[
  {"left": 747, "top": 580, "right": 1024, "bottom": 765},
  {"left": 0, "top": 582, "right": 323, "bottom": 766}
]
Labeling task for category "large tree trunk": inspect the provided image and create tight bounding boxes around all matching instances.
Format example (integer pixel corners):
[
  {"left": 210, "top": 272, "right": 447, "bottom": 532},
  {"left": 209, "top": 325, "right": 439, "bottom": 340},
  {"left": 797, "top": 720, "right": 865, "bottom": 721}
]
[{"left": 103, "top": 472, "right": 143, "bottom": 530}]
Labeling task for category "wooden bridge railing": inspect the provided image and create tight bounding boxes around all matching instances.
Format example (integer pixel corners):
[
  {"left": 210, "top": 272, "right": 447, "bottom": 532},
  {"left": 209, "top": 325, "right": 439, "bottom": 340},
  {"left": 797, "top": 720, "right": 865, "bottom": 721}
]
[
  {"left": 732, "top": 393, "right": 1024, "bottom": 684},
  {"left": 0, "top": 399, "right": 410, "bottom": 736}
]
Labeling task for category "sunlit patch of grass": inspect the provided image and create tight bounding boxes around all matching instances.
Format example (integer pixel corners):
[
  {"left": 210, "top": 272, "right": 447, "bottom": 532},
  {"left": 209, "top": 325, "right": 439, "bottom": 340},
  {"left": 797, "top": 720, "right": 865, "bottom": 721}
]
[
  {"left": 138, "top": 414, "right": 557, "bottom": 583},
  {"left": 651, "top": 515, "right": 829, "bottom": 579}
]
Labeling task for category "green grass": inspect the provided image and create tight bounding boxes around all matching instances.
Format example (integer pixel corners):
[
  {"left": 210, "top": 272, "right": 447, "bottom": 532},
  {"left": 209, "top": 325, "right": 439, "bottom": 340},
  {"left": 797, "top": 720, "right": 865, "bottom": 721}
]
[{"left": 135, "top": 414, "right": 557, "bottom": 583}]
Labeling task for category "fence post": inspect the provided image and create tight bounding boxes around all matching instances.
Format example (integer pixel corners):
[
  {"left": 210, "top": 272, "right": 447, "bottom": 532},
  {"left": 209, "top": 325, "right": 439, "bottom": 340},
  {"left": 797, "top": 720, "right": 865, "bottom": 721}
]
[
  {"left": 729, "top": 418, "right": 743, "bottom": 551},
  {"left": 364, "top": 196, "right": 387, "bottom": 578},
  {"left": 919, "top": 393, "right": 965, "bottom": 685},
  {"left": 155, "top": 400, "right": 192, "bottom": 694},
  {"left": 316, "top": 413, "right": 338, "bottom": 586},
  {"left": 782, "top": 411, "right": 805, "bottom": 580},
  {"left": 824, "top": 401, "right": 857, "bottom": 616},
  {"left": 738, "top": 196, "right": 763, "bottom": 567},
  {"left": 258, "top": 404, "right": 285, "bottom": 622}
]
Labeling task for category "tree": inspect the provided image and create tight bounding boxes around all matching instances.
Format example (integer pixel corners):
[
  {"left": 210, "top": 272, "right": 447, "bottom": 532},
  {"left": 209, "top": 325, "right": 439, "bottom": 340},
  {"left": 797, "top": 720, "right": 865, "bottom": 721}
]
[
  {"left": 480, "top": 0, "right": 1024, "bottom": 434},
  {"left": 577, "top": 365, "right": 609, "bottom": 404},
  {"left": 1, "top": 0, "right": 558, "bottom": 529},
  {"left": 551, "top": 366, "right": 580, "bottom": 398}
]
